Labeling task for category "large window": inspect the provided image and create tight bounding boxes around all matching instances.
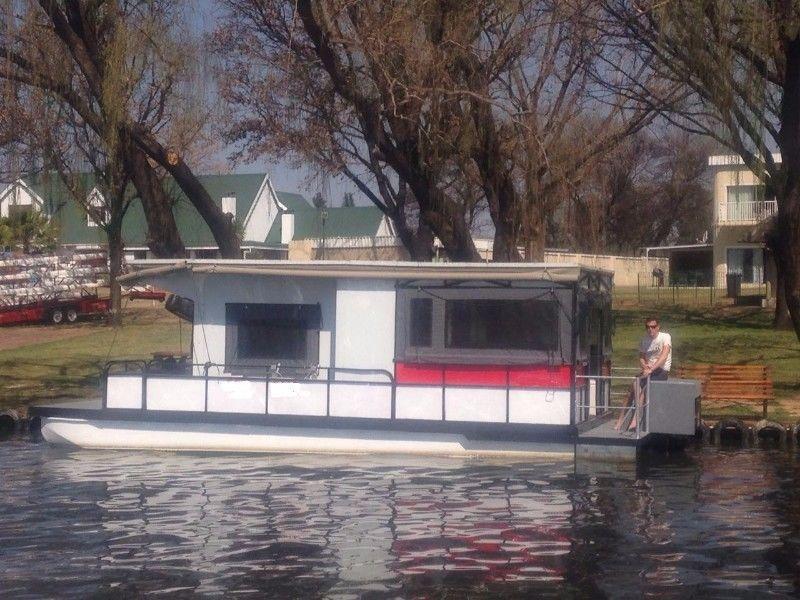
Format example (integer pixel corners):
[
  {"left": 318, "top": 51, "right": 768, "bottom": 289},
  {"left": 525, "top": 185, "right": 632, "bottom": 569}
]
[
  {"left": 445, "top": 299, "right": 558, "bottom": 351},
  {"left": 225, "top": 303, "right": 321, "bottom": 370},
  {"left": 409, "top": 298, "right": 433, "bottom": 347},
  {"left": 398, "top": 287, "right": 565, "bottom": 363},
  {"left": 727, "top": 247, "right": 764, "bottom": 284}
]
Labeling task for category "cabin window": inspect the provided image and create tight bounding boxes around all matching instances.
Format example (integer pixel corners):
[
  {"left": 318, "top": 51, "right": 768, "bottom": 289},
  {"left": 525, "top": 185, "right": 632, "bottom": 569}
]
[
  {"left": 409, "top": 298, "right": 433, "bottom": 347},
  {"left": 445, "top": 299, "right": 558, "bottom": 351},
  {"left": 225, "top": 303, "right": 321, "bottom": 370},
  {"left": 396, "top": 285, "right": 567, "bottom": 364}
]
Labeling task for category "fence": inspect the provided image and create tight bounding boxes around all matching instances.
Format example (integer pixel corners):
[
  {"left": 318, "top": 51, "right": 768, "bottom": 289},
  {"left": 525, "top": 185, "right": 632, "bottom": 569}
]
[{"left": 613, "top": 274, "right": 770, "bottom": 307}]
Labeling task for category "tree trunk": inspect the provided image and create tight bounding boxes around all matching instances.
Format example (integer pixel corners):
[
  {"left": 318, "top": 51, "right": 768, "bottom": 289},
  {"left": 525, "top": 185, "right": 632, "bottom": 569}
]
[
  {"left": 773, "top": 183, "right": 800, "bottom": 341},
  {"left": 523, "top": 209, "right": 547, "bottom": 262},
  {"left": 129, "top": 127, "right": 241, "bottom": 258},
  {"left": 777, "top": 37, "right": 800, "bottom": 341},
  {"left": 774, "top": 275, "right": 792, "bottom": 329},
  {"left": 107, "top": 226, "right": 123, "bottom": 327},
  {"left": 421, "top": 203, "right": 479, "bottom": 261},
  {"left": 386, "top": 207, "right": 434, "bottom": 261},
  {"left": 411, "top": 222, "right": 435, "bottom": 261},
  {"left": 123, "top": 137, "right": 185, "bottom": 258}
]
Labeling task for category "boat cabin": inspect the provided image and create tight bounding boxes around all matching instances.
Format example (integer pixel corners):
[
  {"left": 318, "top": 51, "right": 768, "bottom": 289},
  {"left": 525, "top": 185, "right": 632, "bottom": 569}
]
[{"left": 115, "top": 260, "right": 612, "bottom": 427}]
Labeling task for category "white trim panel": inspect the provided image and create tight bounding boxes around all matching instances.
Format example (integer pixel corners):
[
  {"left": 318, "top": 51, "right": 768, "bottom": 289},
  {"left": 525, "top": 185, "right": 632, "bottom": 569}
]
[
  {"left": 508, "top": 389, "right": 570, "bottom": 425},
  {"left": 268, "top": 382, "right": 327, "bottom": 416},
  {"left": 329, "top": 383, "right": 392, "bottom": 419},
  {"left": 445, "top": 388, "right": 506, "bottom": 423},
  {"left": 395, "top": 386, "right": 442, "bottom": 420},
  {"left": 146, "top": 377, "right": 206, "bottom": 411},
  {"left": 207, "top": 379, "right": 266, "bottom": 414},
  {"left": 106, "top": 375, "right": 142, "bottom": 409}
]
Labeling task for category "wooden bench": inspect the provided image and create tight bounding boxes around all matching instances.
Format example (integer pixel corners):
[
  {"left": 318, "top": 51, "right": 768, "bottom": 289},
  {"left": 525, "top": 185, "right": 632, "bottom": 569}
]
[{"left": 676, "top": 363, "right": 773, "bottom": 419}]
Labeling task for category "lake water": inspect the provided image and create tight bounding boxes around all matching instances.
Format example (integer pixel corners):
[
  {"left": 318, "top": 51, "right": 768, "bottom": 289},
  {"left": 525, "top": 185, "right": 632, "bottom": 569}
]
[{"left": 1, "top": 438, "right": 799, "bottom": 598}]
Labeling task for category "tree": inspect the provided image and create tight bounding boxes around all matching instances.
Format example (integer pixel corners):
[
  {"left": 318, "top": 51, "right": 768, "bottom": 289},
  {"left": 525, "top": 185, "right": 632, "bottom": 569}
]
[
  {"left": 216, "top": 0, "right": 660, "bottom": 262},
  {"left": 215, "top": 0, "right": 482, "bottom": 261},
  {"left": 603, "top": 0, "right": 800, "bottom": 337},
  {"left": 5, "top": 210, "right": 58, "bottom": 254},
  {"left": 312, "top": 192, "right": 327, "bottom": 209},
  {"left": 558, "top": 131, "right": 713, "bottom": 254},
  {"left": 341, "top": 192, "right": 355, "bottom": 208},
  {"left": 0, "top": 1, "right": 240, "bottom": 258}
]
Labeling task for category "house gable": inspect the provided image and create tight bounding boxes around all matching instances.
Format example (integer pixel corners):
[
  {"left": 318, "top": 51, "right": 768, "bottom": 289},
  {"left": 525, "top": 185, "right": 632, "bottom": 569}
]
[{"left": 0, "top": 178, "right": 45, "bottom": 219}]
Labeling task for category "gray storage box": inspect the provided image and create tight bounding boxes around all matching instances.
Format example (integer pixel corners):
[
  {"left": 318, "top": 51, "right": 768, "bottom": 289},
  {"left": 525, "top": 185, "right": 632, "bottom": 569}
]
[{"left": 648, "top": 379, "right": 700, "bottom": 436}]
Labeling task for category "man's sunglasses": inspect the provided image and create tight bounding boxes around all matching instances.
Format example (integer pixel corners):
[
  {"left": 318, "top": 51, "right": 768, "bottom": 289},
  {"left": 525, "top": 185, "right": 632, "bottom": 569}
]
[{"left": 646, "top": 324, "right": 659, "bottom": 329}]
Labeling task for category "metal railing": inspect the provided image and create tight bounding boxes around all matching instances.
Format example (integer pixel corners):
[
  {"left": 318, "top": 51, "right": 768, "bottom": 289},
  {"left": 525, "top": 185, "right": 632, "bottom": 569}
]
[
  {"left": 575, "top": 372, "right": 650, "bottom": 439},
  {"left": 104, "top": 360, "right": 396, "bottom": 416},
  {"left": 102, "top": 360, "right": 573, "bottom": 426},
  {"left": 719, "top": 200, "right": 777, "bottom": 223}
]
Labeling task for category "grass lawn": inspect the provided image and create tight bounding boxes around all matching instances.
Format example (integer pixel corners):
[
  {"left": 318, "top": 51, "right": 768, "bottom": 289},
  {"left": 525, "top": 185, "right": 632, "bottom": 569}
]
[
  {"left": 2, "top": 298, "right": 799, "bottom": 422},
  {"left": 0, "top": 306, "right": 188, "bottom": 410},
  {"left": 613, "top": 303, "right": 800, "bottom": 422}
]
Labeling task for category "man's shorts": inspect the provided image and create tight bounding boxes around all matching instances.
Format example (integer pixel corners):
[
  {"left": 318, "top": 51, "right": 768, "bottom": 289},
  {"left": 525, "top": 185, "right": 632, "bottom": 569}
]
[{"left": 639, "top": 368, "right": 668, "bottom": 388}]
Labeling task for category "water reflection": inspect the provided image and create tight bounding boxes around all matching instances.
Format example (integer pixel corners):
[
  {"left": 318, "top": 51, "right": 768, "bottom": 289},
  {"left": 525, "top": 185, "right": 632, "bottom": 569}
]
[{"left": 0, "top": 440, "right": 798, "bottom": 598}]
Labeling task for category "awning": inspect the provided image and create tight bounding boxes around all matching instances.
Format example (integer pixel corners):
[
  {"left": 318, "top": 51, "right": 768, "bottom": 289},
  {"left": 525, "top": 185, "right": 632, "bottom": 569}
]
[{"left": 119, "top": 259, "right": 612, "bottom": 285}]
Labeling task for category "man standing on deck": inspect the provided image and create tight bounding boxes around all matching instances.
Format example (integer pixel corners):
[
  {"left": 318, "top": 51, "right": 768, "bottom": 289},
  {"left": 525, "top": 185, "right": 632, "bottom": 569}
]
[{"left": 615, "top": 317, "right": 672, "bottom": 431}]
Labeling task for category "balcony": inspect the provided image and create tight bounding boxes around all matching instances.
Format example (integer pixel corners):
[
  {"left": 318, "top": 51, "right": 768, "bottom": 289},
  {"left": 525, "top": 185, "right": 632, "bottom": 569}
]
[{"left": 718, "top": 200, "right": 777, "bottom": 224}]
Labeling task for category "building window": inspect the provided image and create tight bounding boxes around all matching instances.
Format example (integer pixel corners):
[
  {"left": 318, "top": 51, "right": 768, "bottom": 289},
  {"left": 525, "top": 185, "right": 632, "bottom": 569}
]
[
  {"left": 445, "top": 299, "right": 558, "bottom": 351},
  {"left": 727, "top": 247, "right": 764, "bottom": 284},
  {"left": 225, "top": 303, "right": 321, "bottom": 370},
  {"left": 409, "top": 298, "right": 433, "bottom": 347},
  {"left": 727, "top": 185, "right": 763, "bottom": 204},
  {"left": 133, "top": 250, "right": 147, "bottom": 260}
]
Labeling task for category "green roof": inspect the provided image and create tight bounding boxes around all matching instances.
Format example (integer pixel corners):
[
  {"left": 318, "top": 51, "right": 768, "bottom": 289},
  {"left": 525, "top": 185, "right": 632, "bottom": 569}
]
[
  {"left": 264, "top": 206, "right": 385, "bottom": 247},
  {"left": 22, "top": 172, "right": 272, "bottom": 248},
  {"left": 275, "top": 191, "right": 312, "bottom": 212}
]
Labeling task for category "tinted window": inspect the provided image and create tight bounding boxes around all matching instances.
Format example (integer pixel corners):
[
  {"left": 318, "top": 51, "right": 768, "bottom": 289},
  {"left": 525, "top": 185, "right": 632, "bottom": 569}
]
[
  {"left": 445, "top": 299, "right": 558, "bottom": 351},
  {"left": 226, "top": 303, "right": 321, "bottom": 365},
  {"left": 409, "top": 298, "right": 433, "bottom": 347}
]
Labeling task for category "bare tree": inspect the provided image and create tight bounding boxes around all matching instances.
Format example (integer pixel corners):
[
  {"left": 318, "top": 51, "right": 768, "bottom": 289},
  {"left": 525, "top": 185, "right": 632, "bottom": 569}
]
[
  {"left": 558, "top": 130, "right": 713, "bottom": 254},
  {"left": 0, "top": 1, "right": 240, "bottom": 258},
  {"left": 216, "top": 0, "right": 662, "bottom": 262},
  {"left": 215, "top": 0, "right": 486, "bottom": 260},
  {"left": 603, "top": 0, "right": 800, "bottom": 336}
]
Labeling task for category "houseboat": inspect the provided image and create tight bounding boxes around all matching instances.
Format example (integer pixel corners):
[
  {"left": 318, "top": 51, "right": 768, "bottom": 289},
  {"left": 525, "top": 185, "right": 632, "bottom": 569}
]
[{"left": 31, "top": 260, "right": 699, "bottom": 459}]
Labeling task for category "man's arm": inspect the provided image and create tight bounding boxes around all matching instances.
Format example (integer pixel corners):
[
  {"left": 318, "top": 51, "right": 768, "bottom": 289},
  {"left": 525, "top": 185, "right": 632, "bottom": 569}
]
[
  {"left": 639, "top": 352, "right": 648, "bottom": 371},
  {"left": 644, "top": 344, "right": 671, "bottom": 374}
]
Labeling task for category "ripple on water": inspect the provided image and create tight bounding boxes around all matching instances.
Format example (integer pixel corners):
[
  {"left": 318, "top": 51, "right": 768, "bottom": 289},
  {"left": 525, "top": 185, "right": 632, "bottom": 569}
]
[{"left": 0, "top": 440, "right": 799, "bottom": 598}]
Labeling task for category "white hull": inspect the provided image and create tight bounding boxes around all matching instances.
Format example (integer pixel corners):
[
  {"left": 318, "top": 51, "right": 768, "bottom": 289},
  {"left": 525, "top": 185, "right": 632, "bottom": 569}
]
[{"left": 41, "top": 417, "right": 573, "bottom": 458}]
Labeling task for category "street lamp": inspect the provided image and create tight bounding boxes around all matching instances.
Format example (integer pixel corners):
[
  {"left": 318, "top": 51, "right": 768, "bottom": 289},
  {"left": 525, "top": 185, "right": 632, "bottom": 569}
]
[{"left": 320, "top": 208, "right": 328, "bottom": 260}]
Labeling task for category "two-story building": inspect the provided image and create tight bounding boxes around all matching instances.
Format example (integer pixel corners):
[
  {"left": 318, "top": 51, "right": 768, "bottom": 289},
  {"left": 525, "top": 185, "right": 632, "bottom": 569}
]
[{"left": 708, "top": 154, "right": 778, "bottom": 291}]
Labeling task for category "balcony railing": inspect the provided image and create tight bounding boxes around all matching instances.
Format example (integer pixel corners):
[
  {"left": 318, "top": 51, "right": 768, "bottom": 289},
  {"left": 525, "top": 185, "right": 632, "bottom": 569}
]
[{"left": 719, "top": 200, "right": 777, "bottom": 224}]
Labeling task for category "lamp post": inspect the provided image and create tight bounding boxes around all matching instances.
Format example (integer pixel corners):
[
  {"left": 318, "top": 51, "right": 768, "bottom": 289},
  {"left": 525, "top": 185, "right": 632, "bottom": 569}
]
[{"left": 320, "top": 208, "right": 328, "bottom": 260}]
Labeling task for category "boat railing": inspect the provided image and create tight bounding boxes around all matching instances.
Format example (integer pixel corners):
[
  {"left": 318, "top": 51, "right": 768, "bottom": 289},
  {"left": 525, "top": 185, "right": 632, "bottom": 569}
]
[
  {"left": 100, "top": 360, "right": 575, "bottom": 426},
  {"left": 103, "top": 360, "right": 398, "bottom": 417},
  {"left": 575, "top": 373, "right": 650, "bottom": 439}
]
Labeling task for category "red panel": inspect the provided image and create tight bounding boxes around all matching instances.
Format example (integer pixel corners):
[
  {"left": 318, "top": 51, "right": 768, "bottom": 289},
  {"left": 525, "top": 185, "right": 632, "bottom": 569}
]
[
  {"left": 395, "top": 362, "right": 572, "bottom": 389},
  {"left": 507, "top": 365, "right": 571, "bottom": 388},
  {"left": 395, "top": 362, "right": 444, "bottom": 384},
  {"left": 445, "top": 365, "right": 507, "bottom": 386}
]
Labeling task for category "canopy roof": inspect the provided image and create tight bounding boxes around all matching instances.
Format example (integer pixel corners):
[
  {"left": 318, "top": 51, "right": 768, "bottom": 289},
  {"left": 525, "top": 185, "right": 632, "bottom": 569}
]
[{"left": 119, "top": 259, "right": 613, "bottom": 285}]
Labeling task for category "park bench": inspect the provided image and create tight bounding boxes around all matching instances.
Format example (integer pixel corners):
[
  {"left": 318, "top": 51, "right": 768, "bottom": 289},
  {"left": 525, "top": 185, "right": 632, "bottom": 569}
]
[{"left": 676, "top": 363, "right": 773, "bottom": 419}]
